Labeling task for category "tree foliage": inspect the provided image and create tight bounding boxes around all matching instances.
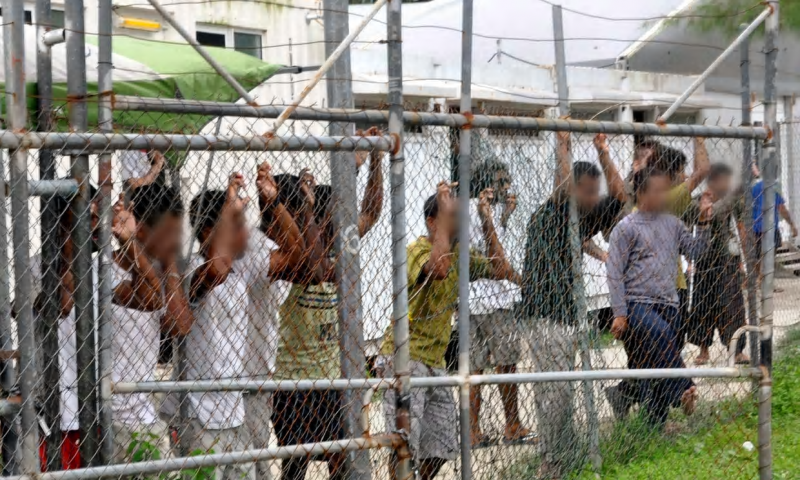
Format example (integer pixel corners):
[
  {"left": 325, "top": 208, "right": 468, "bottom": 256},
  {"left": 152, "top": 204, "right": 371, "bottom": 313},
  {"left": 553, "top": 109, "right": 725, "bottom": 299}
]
[{"left": 687, "top": 0, "right": 800, "bottom": 37}]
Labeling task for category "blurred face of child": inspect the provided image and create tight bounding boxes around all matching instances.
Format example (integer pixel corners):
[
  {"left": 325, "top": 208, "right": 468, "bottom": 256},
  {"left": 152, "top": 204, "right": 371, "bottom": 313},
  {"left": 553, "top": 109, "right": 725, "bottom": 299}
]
[
  {"left": 708, "top": 173, "right": 732, "bottom": 201},
  {"left": 637, "top": 174, "right": 672, "bottom": 213},
  {"left": 137, "top": 214, "right": 184, "bottom": 264}
]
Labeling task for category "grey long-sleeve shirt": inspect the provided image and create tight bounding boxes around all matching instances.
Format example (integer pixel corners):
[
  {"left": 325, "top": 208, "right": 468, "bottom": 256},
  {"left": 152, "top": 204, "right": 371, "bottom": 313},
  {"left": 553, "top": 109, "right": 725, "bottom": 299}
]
[{"left": 607, "top": 211, "right": 708, "bottom": 318}]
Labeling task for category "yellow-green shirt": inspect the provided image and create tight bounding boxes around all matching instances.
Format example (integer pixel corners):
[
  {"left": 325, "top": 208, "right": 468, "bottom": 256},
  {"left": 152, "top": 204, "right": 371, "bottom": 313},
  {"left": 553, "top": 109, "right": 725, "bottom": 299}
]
[{"left": 381, "top": 237, "right": 491, "bottom": 368}]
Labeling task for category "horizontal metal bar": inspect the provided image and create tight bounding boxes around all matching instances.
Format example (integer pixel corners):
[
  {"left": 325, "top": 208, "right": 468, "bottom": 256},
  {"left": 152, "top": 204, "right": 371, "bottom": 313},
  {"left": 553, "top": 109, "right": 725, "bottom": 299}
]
[
  {"left": 658, "top": 6, "right": 772, "bottom": 124},
  {"left": 8, "top": 435, "right": 401, "bottom": 480},
  {"left": 113, "top": 378, "right": 394, "bottom": 393},
  {"left": 113, "top": 95, "right": 769, "bottom": 139},
  {"left": 28, "top": 179, "right": 79, "bottom": 196},
  {"left": 273, "top": 65, "right": 322, "bottom": 75},
  {"left": 0, "top": 398, "right": 21, "bottom": 417},
  {"left": 0, "top": 131, "right": 394, "bottom": 153},
  {"left": 114, "top": 367, "right": 760, "bottom": 394}
]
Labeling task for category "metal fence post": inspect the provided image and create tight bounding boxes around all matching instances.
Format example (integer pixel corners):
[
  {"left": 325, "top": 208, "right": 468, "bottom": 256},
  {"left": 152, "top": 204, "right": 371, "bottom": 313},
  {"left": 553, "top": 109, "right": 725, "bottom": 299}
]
[
  {"left": 0, "top": 84, "right": 20, "bottom": 478},
  {"left": 457, "top": 1, "right": 474, "bottom": 479},
  {"left": 322, "top": 1, "right": 370, "bottom": 479},
  {"left": 35, "top": 0, "right": 64, "bottom": 471},
  {"left": 386, "top": 1, "right": 411, "bottom": 478},
  {"left": 759, "top": 1, "right": 779, "bottom": 374},
  {"left": 3, "top": 0, "right": 40, "bottom": 474},
  {"left": 758, "top": 369, "right": 773, "bottom": 480},
  {"left": 552, "top": 4, "right": 600, "bottom": 471},
  {"left": 65, "top": 0, "right": 100, "bottom": 465},
  {"left": 97, "top": 0, "right": 115, "bottom": 464},
  {"left": 739, "top": 25, "right": 760, "bottom": 369},
  {"left": 784, "top": 97, "right": 796, "bottom": 227}
]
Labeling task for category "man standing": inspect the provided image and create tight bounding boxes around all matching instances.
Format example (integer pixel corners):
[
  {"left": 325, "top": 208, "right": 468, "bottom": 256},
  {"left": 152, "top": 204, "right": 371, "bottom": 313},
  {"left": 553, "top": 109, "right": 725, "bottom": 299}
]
[
  {"left": 684, "top": 164, "right": 748, "bottom": 365},
  {"left": 752, "top": 164, "right": 798, "bottom": 272},
  {"left": 521, "top": 132, "right": 625, "bottom": 478},
  {"left": 381, "top": 181, "right": 518, "bottom": 480},
  {"left": 467, "top": 159, "right": 532, "bottom": 446}
]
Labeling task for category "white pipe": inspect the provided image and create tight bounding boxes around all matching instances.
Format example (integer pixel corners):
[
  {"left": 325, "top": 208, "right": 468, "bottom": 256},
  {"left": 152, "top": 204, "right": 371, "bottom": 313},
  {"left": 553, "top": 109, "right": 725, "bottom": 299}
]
[
  {"left": 42, "top": 29, "right": 65, "bottom": 47},
  {"left": 267, "top": 0, "right": 388, "bottom": 135},
  {"left": 658, "top": 6, "right": 772, "bottom": 123}
]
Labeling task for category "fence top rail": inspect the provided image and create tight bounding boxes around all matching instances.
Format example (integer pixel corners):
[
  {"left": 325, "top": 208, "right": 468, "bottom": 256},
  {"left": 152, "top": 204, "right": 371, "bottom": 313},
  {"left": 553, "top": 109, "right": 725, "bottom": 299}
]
[
  {"left": 0, "top": 131, "right": 394, "bottom": 153},
  {"left": 113, "top": 95, "right": 768, "bottom": 139}
]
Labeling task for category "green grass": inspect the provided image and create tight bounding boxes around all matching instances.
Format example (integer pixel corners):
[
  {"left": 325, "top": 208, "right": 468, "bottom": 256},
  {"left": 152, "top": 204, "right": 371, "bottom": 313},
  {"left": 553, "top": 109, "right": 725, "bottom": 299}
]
[{"left": 503, "top": 328, "right": 800, "bottom": 479}]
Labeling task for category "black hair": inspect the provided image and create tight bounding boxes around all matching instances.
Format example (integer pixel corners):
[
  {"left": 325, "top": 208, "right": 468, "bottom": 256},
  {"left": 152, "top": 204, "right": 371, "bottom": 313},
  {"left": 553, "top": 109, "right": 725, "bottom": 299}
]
[
  {"left": 52, "top": 181, "right": 98, "bottom": 228},
  {"left": 314, "top": 184, "right": 333, "bottom": 224},
  {"left": 470, "top": 158, "right": 509, "bottom": 198},
  {"left": 130, "top": 184, "right": 184, "bottom": 227},
  {"left": 190, "top": 190, "right": 227, "bottom": 242},
  {"left": 573, "top": 161, "right": 601, "bottom": 183},
  {"left": 423, "top": 193, "right": 439, "bottom": 220},
  {"left": 632, "top": 167, "right": 669, "bottom": 199},
  {"left": 634, "top": 139, "right": 661, "bottom": 156},
  {"left": 650, "top": 144, "right": 687, "bottom": 178},
  {"left": 708, "top": 163, "right": 734, "bottom": 182}
]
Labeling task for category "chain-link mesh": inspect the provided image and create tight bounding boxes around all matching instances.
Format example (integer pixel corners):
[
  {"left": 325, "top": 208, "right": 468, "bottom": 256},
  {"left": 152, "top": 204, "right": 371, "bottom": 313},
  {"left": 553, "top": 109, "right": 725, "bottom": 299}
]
[{"left": 0, "top": 94, "right": 779, "bottom": 480}]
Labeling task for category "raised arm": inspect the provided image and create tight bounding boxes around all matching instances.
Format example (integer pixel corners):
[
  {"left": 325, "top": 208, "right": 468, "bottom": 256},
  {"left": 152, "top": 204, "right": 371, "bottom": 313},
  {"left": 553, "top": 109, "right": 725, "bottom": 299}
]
[
  {"left": 112, "top": 203, "right": 164, "bottom": 311},
  {"left": 594, "top": 133, "right": 626, "bottom": 203},
  {"left": 553, "top": 131, "right": 572, "bottom": 197},
  {"left": 358, "top": 127, "right": 385, "bottom": 237},
  {"left": 421, "top": 181, "right": 457, "bottom": 281},
  {"left": 685, "top": 137, "right": 710, "bottom": 193},
  {"left": 125, "top": 151, "right": 164, "bottom": 190},
  {"left": 254, "top": 162, "right": 306, "bottom": 281},
  {"left": 476, "top": 187, "right": 518, "bottom": 283},
  {"left": 189, "top": 174, "right": 242, "bottom": 302},
  {"left": 162, "top": 257, "right": 194, "bottom": 336}
]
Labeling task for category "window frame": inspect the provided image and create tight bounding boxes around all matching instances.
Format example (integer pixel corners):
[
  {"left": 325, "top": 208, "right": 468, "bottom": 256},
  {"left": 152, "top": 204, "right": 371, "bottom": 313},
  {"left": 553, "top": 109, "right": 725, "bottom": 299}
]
[{"left": 195, "top": 23, "right": 264, "bottom": 60}]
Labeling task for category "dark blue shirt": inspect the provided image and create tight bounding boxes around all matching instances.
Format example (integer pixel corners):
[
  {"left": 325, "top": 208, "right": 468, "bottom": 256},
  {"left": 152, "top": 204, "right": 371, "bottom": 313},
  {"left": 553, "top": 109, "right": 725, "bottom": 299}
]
[{"left": 752, "top": 180, "right": 784, "bottom": 235}]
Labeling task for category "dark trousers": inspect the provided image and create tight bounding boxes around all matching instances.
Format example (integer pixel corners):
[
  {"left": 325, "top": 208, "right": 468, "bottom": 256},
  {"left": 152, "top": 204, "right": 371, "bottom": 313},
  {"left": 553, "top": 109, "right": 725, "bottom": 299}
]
[
  {"left": 618, "top": 302, "right": 694, "bottom": 425},
  {"left": 686, "top": 258, "right": 747, "bottom": 355}
]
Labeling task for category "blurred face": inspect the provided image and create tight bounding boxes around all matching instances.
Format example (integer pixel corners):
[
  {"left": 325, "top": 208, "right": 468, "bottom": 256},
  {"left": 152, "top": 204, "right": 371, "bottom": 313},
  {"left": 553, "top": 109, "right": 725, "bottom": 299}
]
[
  {"left": 137, "top": 214, "right": 183, "bottom": 263},
  {"left": 425, "top": 207, "right": 458, "bottom": 241},
  {"left": 708, "top": 173, "right": 732, "bottom": 200},
  {"left": 574, "top": 175, "right": 601, "bottom": 213},
  {"left": 633, "top": 146, "right": 654, "bottom": 174},
  {"left": 493, "top": 169, "right": 512, "bottom": 203},
  {"left": 637, "top": 174, "right": 672, "bottom": 213}
]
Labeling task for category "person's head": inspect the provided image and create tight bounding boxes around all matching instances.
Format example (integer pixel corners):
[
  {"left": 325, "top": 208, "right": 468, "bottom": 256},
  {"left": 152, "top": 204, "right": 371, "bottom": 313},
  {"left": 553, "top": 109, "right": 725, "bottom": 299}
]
[
  {"left": 260, "top": 174, "right": 303, "bottom": 232},
  {"left": 423, "top": 192, "right": 457, "bottom": 239},
  {"left": 650, "top": 144, "right": 688, "bottom": 185},
  {"left": 314, "top": 184, "right": 334, "bottom": 247},
  {"left": 707, "top": 163, "right": 734, "bottom": 200},
  {"left": 633, "top": 139, "right": 661, "bottom": 172},
  {"left": 190, "top": 190, "right": 249, "bottom": 259},
  {"left": 472, "top": 158, "right": 511, "bottom": 203},
  {"left": 573, "top": 161, "right": 602, "bottom": 212},
  {"left": 633, "top": 167, "right": 672, "bottom": 212},
  {"left": 130, "top": 184, "right": 184, "bottom": 263}
]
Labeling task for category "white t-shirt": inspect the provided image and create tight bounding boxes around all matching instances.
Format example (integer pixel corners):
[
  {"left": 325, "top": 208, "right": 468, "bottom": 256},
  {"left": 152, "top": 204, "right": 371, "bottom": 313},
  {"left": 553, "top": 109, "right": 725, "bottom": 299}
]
[
  {"left": 468, "top": 199, "right": 521, "bottom": 314},
  {"left": 245, "top": 230, "right": 287, "bottom": 377},
  {"left": 110, "top": 259, "right": 164, "bottom": 427},
  {"left": 186, "top": 230, "right": 274, "bottom": 429},
  {"left": 30, "top": 254, "right": 101, "bottom": 432},
  {"left": 119, "top": 151, "right": 151, "bottom": 182}
]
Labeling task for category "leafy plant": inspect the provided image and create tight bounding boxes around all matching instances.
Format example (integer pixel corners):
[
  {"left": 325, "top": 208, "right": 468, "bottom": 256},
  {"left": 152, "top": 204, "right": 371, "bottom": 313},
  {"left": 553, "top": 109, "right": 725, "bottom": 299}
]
[
  {"left": 682, "top": 0, "right": 800, "bottom": 37},
  {"left": 125, "top": 433, "right": 215, "bottom": 480}
]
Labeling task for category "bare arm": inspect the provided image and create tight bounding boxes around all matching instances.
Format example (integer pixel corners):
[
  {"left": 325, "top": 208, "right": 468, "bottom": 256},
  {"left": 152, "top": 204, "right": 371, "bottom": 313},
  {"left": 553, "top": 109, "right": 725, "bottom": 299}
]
[
  {"left": 161, "top": 260, "right": 194, "bottom": 337},
  {"left": 358, "top": 131, "right": 385, "bottom": 237},
  {"left": 553, "top": 132, "right": 572, "bottom": 197},
  {"left": 111, "top": 200, "right": 163, "bottom": 311},
  {"left": 685, "top": 137, "right": 710, "bottom": 193},
  {"left": 477, "top": 188, "right": 518, "bottom": 283},
  {"left": 125, "top": 152, "right": 164, "bottom": 190},
  {"left": 421, "top": 182, "right": 456, "bottom": 281},
  {"left": 594, "top": 134, "right": 626, "bottom": 203},
  {"left": 583, "top": 239, "right": 608, "bottom": 262},
  {"left": 778, "top": 204, "right": 798, "bottom": 237}
]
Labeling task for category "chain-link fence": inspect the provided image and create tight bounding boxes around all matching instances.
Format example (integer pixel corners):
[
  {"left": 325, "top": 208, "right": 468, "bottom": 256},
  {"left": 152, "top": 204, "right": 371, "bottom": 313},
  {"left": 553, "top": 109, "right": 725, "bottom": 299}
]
[{"left": 0, "top": 0, "right": 788, "bottom": 479}]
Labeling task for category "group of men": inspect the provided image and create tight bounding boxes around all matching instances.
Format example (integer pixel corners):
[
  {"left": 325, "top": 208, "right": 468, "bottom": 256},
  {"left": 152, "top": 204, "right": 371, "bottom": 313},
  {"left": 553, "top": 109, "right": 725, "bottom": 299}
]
[
  {"left": 383, "top": 132, "right": 794, "bottom": 480},
  {"left": 19, "top": 127, "right": 794, "bottom": 480}
]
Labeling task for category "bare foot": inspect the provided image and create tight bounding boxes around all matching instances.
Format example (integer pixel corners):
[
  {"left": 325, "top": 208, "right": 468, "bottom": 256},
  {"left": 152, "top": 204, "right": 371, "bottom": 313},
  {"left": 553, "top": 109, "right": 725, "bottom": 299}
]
[
  {"left": 694, "top": 350, "right": 710, "bottom": 366},
  {"left": 681, "top": 386, "right": 698, "bottom": 416},
  {"left": 471, "top": 431, "right": 491, "bottom": 448},
  {"left": 503, "top": 424, "right": 536, "bottom": 444},
  {"left": 735, "top": 353, "right": 751, "bottom": 365},
  {"left": 664, "top": 421, "right": 683, "bottom": 435}
]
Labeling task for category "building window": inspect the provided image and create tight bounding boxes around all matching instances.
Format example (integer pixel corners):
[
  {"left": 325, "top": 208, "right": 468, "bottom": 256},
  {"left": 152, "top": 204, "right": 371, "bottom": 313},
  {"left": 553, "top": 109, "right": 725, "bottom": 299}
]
[
  {"left": 51, "top": 9, "right": 65, "bottom": 28},
  {"left": 196, "top": 25, "right": 263, "bottom": 59},
  {"left": 0, "top": 9, "right": 34, "bottom": 24}
]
